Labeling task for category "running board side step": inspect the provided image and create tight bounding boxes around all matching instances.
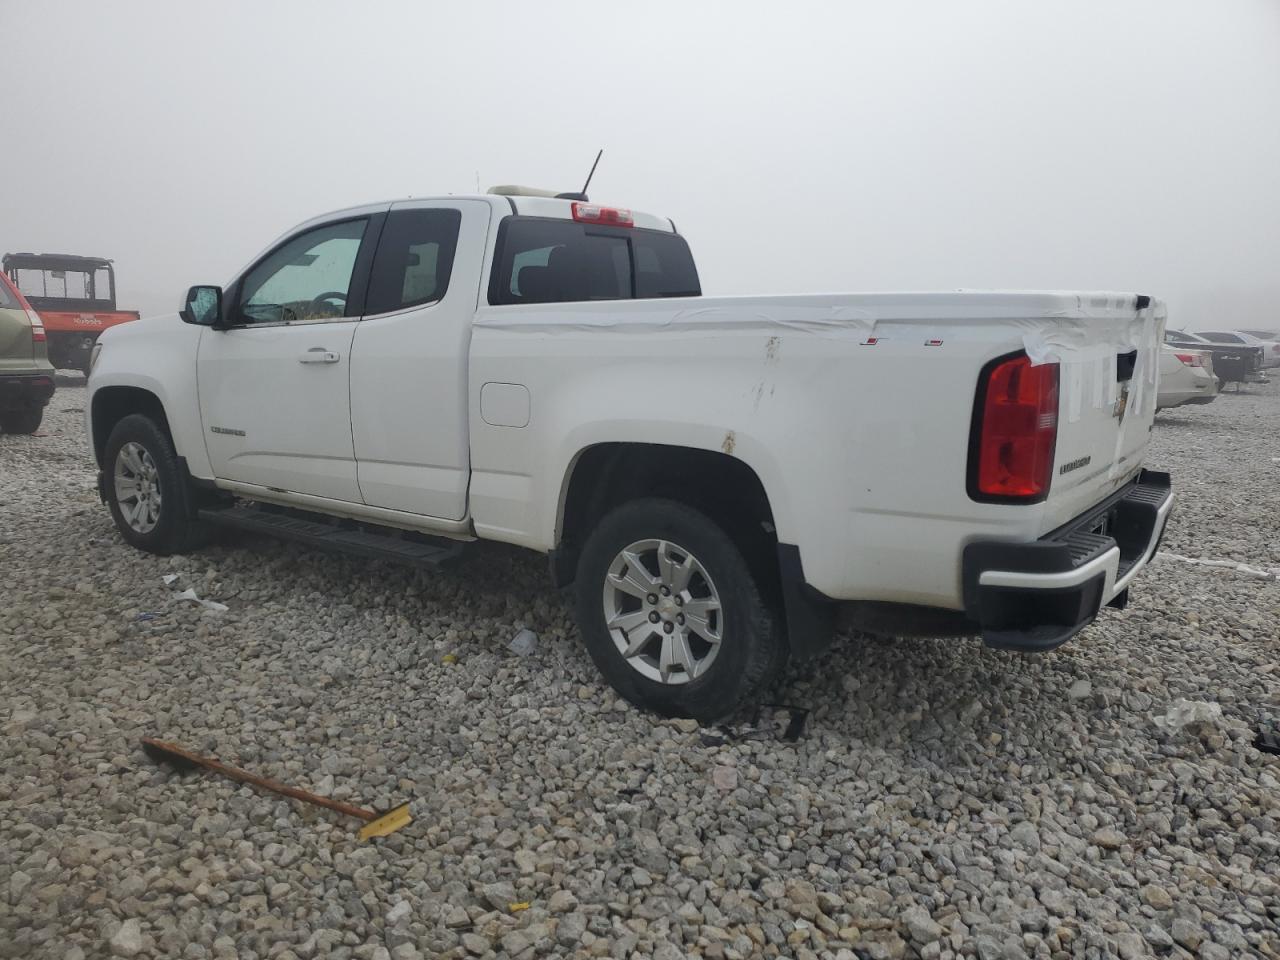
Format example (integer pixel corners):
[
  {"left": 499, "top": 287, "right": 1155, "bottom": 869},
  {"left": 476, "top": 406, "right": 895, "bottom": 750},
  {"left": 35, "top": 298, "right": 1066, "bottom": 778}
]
[{"left": 197, "top": 504, "right": 464, "bottom": 568}]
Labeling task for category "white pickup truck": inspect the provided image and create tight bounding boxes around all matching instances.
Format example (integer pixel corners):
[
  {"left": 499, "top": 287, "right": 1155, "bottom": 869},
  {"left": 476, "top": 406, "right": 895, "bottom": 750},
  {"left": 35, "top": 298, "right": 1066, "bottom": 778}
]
[{"left": 88, "top": 188, "right": 1173, "bottom": 719}]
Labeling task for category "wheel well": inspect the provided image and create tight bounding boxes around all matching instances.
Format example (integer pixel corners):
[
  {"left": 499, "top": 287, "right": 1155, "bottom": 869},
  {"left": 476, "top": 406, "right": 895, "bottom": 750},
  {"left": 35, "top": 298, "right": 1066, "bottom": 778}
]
[
  {"left": 555, "top": 443, "right": 778, "bottom": 589},
  {"left": 91, "top": 387, "right": 171, "bottom": 467}
]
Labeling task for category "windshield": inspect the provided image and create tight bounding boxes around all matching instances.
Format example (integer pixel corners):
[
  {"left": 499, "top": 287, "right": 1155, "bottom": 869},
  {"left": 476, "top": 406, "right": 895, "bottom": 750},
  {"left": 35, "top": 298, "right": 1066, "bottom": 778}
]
[
  {"left": 7, "top": 262, "right": 114, "bottom": 310},
  {"left": 13, "top": 267, "right": 107, "bottom": 300}
]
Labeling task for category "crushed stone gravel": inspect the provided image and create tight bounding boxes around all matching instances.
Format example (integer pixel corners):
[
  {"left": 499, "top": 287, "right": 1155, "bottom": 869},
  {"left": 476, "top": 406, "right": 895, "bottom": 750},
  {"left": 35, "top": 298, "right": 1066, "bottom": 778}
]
[{"left": 1, "top": 377, "right": 1277, "bottom": 959}]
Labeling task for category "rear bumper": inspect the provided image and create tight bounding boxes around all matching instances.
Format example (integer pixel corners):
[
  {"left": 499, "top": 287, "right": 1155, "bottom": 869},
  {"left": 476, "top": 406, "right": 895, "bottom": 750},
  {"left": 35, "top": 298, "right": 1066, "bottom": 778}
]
[
  {"left": 1157, "top": 387, "right": 1215, "bottom": 410},
  {"left": 962, "top": 469, "right": 1173, "bottom": 651},
  {"left": 0, "top": 371, "right": 55, "bottom": 410}
]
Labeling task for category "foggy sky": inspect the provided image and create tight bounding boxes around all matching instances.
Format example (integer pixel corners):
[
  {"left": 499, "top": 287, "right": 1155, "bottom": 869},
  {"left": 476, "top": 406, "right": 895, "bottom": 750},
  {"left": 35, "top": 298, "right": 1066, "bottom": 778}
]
[{"left": 4, "top": 0, "right": 1278, "bottom": 330}]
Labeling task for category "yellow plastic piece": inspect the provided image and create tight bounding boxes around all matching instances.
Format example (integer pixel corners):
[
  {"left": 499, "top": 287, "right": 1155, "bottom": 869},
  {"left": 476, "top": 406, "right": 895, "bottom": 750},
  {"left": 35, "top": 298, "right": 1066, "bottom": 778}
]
[
  {"left": 509, "top": 902, "right": 531, "bottom": 912},
  {"left": 442, "top": 654, "right": 458, "bottom": 664},
  {"left": 358, "top": 803, "right": 413, "bottom": 841}
]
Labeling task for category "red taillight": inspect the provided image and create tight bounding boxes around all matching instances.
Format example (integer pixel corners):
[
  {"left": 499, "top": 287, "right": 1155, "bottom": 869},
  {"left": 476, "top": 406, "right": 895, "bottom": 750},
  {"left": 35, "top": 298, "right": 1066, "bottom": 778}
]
[
  {"left": 1272, "top": 344, "right": 1279, "bottom": 354},
  {"left": 1174, "top": 352, "right": 1202, "bottom": 367},
  {"left": 972, "top": 354, "right": 1059, "bottom": 501},
  {"left": 27, "top": 310, "right": 46, "bottom": 342},
  {"left": 571, "top": 202, "right": 634, "bottom": 227}
]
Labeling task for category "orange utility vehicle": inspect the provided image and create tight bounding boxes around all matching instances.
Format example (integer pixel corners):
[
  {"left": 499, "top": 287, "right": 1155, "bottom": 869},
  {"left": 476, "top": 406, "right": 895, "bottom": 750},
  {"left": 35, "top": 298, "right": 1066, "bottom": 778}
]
[{"left": 3, "top": 253, "right": 140, "bottom": 375}]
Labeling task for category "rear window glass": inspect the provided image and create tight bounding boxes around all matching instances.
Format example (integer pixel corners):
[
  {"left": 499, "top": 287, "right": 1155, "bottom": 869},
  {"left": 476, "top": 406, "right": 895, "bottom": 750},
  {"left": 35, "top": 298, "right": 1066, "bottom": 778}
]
[
  {"left": 632, "top": 231, "right": 701, "bottom": 298},
  {"left": 0, "top": 277, "right": 20, "bottom": 309},
  {"left": 365, "top": 208, "right": 462, "bottom": 315},
  {"left": 489, "top": 218, "right": 699, "bottom": 306}
]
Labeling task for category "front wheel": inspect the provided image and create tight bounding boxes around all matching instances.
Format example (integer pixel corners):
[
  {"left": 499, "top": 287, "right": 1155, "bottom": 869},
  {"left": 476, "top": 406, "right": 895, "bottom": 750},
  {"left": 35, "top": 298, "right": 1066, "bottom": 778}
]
[
  {"left": 0, "top": 406, "right": 44, "bottom": 434},
  {"left": 574, "top": 498, "right": 784, "bottom": 721},
  {"left": 104, "top": 414, "right": 202, "bottom": 555}
]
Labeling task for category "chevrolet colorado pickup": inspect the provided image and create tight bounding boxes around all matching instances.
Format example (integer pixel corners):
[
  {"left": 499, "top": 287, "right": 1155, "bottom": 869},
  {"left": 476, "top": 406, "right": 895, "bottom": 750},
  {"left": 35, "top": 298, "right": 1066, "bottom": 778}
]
[{"left": 87, "top": 189, "right": 1173, "bottom": 718}]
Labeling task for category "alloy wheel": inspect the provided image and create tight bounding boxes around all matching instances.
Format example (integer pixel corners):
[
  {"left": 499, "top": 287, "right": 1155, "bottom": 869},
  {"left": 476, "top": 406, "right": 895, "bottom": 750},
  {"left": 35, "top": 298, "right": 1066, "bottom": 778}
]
[
  {"left": 602, "top": 538, "right": 724, "bottom": 684},
  {"left": 114, "top": 441, "right": 162, "bottom": 534}
]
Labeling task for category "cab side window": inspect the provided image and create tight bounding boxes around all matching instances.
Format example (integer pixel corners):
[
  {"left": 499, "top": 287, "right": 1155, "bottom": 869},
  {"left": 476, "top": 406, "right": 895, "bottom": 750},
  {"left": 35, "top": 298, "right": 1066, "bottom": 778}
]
[
  {"left": 238, "top": 218, "right": 368, "bottom": 324},
  {"left": 364, "top": 208, "right": 462, "bottom": 315}
]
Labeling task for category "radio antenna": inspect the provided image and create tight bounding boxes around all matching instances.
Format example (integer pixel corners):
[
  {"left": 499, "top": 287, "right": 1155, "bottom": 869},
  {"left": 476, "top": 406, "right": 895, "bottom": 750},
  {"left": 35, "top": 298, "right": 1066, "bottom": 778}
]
[{"left": 581, "top": 149, "right": 603, "bottom": 197}]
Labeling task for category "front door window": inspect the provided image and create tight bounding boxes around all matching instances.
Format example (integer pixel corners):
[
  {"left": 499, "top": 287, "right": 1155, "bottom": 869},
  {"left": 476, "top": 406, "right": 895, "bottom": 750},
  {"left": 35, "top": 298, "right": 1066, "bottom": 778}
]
[{"left": 238, "top": 219, "right": 367, "bottom": 324}]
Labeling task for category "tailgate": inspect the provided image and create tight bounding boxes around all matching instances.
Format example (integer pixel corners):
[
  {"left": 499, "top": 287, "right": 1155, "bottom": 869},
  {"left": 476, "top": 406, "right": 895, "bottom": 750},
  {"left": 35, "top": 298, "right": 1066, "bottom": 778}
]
[
  {"left": 0, "top": 306, "right": 34, "bottom": 370},
  {"left": 1029, "top": 296, "right": 1166, "bottom": 530},
  {"left": 38, "top": 310, "right": 139, "bottom": 333}
]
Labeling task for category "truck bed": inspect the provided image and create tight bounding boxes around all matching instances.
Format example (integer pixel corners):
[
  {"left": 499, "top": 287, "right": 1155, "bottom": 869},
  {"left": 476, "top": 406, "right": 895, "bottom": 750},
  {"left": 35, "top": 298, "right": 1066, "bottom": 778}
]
[{"left": 470, "top": 289, "right": 1165, "bottom": 609}]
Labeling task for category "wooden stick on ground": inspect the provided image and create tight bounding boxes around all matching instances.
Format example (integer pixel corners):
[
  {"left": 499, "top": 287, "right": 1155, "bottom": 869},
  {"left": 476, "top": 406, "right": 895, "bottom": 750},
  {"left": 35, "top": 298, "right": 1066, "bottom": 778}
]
[{"left": 141, "top": 737, "right": 412, "bottom": 840}]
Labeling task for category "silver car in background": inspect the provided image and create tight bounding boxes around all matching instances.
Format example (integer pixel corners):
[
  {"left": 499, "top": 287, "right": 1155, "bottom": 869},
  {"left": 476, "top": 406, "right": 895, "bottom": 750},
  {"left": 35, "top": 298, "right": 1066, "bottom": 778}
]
[{"left": 1157, "top": 345, "right": 1217, "bottom": 410}]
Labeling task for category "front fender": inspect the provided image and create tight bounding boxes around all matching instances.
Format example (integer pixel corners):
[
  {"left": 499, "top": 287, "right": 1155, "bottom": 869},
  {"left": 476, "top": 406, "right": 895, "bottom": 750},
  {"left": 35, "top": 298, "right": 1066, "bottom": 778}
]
[{"left": 88, "top": 317, "right": 209, "bottom": 477}]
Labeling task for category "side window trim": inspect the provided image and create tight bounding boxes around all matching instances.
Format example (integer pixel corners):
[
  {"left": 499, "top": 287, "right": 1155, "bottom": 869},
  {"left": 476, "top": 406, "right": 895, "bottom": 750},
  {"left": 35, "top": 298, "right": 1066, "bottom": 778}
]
[
  {"left": 345, "top": 213, "right": 386, "bottom": 320},
  {"left": 223, "top": 213, "right": 385, "bottom": 328}
]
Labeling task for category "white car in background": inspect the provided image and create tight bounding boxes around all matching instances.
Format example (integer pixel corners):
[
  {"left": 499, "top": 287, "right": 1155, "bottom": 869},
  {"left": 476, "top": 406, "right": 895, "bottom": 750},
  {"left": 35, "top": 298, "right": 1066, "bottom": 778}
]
[
  {"left": 1198, "top": 329, "right": 1280, "bottom": 369},
  {"left": 1157, "top": 345, "right": 1216, "bottom": 410}
]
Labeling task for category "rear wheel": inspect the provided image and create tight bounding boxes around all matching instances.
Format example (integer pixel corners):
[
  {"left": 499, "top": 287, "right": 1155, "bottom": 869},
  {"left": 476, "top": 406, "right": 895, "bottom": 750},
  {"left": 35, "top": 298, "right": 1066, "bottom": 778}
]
[
  {"left": 104, "top": 414, "right": 202, "bottom": 554},
  {"left": 574, "top": 498, "right": 784, "bottom": 721},
  {"left": 0, "top": 406, "right": 43, "bottom": 434}
]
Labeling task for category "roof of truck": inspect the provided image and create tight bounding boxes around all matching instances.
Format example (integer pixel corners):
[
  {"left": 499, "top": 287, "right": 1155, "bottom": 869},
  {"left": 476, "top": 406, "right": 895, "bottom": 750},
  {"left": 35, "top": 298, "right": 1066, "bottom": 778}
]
[
  {"left": 289, "top": 193, "right": 677, "bottom": 236},
  {"left": 3, "top": 252, "right": 114, "bottom": 272}
]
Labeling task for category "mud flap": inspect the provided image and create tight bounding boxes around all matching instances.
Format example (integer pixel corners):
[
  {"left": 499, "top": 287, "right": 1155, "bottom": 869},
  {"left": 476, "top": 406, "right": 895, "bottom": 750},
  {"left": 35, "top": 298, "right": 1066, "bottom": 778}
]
[{"left": 777, "top": 543, "right": 836, "bottom": 662}]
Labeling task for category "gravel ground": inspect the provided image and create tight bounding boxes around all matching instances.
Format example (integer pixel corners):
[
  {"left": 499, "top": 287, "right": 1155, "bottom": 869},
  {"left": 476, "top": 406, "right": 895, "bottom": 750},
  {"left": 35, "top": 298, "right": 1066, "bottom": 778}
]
[{"left": 1, "top": 379, "right": 1277, "bottom": 960}]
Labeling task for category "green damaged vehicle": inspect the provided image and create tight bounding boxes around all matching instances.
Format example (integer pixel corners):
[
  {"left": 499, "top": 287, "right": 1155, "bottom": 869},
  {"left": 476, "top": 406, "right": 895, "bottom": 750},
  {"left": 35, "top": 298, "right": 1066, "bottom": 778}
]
[{"left": 0, "top": 271, "right": 54, "bottom": 434}]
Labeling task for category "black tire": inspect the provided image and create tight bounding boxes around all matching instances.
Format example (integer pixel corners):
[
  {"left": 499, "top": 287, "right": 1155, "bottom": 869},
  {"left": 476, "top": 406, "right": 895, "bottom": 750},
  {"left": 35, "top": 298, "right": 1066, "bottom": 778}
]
[
  {"left": 104, "top": 414, "right": 202, "bottom": 555},
  {"left": 0, "top": 406, "right": 43, "bottom": 434},
  {"left": 574, "top": 498, "right": 784, "bottom": 721}
]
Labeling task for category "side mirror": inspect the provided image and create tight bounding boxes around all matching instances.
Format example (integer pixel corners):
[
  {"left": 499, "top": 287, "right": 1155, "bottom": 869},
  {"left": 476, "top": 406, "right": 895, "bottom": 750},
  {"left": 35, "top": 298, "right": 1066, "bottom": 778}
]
[{"left": 181, "top": 285, "right": 223, "bottom": 326}]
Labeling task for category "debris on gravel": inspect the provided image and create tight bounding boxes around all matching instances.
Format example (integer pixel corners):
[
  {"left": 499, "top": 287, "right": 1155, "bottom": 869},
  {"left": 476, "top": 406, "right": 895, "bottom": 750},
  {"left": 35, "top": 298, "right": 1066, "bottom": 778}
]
[{"left": 1, "top": 382, "right": 1278, "bottom": 959}]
